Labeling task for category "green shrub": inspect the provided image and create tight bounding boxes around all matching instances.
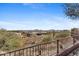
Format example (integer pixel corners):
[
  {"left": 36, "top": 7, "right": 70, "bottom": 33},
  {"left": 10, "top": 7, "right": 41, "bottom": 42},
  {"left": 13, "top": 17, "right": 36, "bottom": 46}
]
[
  {"left": 42, "top": 36, "right": 52, "bottom": 43},
  {"left": 0, "top": 29, "right": 25, "bottom": 51}
]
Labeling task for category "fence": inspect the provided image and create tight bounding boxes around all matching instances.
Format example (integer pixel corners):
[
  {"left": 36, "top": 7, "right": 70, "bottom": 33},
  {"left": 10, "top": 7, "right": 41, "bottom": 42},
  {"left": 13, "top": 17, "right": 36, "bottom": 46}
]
[
  {"left": 0, "top": 40, "right": 57, "bottom": 56},
  {"left": 0, "top": 37, "right": 76, "bottom": 56},
  {"left": 56, "top": 35, "right": 79, "bottom": 56},
  {"left": 57, "top": 43, "right": 79, "bottom": 56}
]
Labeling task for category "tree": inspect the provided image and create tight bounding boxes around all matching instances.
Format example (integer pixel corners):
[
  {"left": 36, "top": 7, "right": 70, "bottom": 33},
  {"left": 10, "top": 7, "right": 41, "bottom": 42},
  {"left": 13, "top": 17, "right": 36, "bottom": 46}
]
[
  {"left": 64, "top": 4, "right": 79, "bottom": 42},
  {"left": 64, "top": 3, "right": 79, "bottom": 19}
]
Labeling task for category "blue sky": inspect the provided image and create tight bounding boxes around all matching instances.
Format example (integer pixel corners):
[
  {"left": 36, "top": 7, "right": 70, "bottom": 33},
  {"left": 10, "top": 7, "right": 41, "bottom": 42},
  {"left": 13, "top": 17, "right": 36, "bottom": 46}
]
[{"left": 0, "top": 3, "right": 79, "bottom": 30}]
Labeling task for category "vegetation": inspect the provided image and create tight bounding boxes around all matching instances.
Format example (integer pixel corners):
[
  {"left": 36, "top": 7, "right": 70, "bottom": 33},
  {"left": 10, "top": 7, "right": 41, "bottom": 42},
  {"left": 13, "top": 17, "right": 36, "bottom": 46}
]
[
  {"left": 64, "top": 3, "right": 79, "bottom": 19},
  {"left": 71, "top": 28, "right": 79, "bottom": 37},
  {"left": 53, "top": 30, "right": 71, "bottom": 40},
  {"left": 0, "top": 28, "right": 74, "bottom": 52},
  {"left": 41, "top": 30, "right": 71, "bottom": 43},
  {"left": 0, "top": 29, "right": 25, "bottom": 51},
  {"left": 42, "top": 35, "right": 52, "bottom": 43}
]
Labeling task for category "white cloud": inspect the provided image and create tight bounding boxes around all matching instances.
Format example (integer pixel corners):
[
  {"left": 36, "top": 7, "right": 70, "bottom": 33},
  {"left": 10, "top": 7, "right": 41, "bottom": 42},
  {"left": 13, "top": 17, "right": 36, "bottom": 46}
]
[
  {"left": 22, "top": 3, "right": 48, "bottom": 9},
  {"left": 0, "top": 15, "right": 79, "bottom": 30},
  {"left": 0, "top": 21, "right": 27, "bottom": 30}
]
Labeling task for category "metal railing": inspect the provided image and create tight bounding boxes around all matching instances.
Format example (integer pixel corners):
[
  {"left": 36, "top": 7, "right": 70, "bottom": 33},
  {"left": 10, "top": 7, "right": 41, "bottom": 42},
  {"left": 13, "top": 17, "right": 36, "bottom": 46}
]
[
  {"left": 0, "top": 37, "right": 77, "bottom": 56},
  {"left": 57, "top": 43, "right": 79, "bottom": 56},
  {"left": 0, "top": 40, "right": 58, "bottom": 56},
  {"left": 56, "top": 36, "right": 79, "bottom": 56}
]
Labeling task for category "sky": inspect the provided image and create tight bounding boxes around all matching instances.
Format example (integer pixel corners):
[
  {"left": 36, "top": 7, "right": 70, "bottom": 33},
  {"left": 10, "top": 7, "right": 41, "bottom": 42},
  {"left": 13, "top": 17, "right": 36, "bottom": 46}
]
[{"left": 0, "top": 3, "right": 79, "bottom": 30}]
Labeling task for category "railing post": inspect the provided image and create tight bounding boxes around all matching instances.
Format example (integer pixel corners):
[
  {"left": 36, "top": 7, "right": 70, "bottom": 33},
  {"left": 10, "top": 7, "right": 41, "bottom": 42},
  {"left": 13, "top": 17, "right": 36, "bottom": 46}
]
[
  {"left": 37, "top": 45, "right": 41, "bottom": 56},
  {"left": 14, "top": 51, "right": 16, "bottom": 56},
  {"left": 38, "top": 50, "right": 41, "bottom": 56},
  {"left": 73, "top": 37, "right": 76, "bottom": 45},
  {"left": 57, "top": 40, "right": 59, "bottom": 55},
  {"left": 72, "top": 37, "right": 76, "bottom": 55}
]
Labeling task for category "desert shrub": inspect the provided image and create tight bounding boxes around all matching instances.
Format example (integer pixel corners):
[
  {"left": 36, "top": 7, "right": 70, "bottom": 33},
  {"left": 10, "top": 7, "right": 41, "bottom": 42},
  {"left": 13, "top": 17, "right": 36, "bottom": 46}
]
[
  {"left": 0, "top": 29, "right": 25, "bottom": 51},
  {"left": 54, "top": 30, "right": 71, "bottom": 40},
  {"left": 42, "top": 35, "right": 52, "bottom": 43}
]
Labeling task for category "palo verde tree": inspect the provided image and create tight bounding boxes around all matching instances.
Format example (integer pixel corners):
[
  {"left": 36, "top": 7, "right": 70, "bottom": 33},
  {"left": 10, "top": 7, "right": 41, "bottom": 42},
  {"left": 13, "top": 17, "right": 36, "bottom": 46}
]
[
  {"left": 64, "top": 3, "right": 79, "bottom": 19},
  {"left": 64, "top": 3, "right": 79, "bottom": 43}
]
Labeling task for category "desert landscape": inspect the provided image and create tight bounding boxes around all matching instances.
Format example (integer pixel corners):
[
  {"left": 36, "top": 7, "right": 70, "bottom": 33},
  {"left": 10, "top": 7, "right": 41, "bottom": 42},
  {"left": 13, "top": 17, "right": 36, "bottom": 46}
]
[
  {"left": 0, "top": 28, "right": 78, "bottom": 56},
  {"left": 0, "top": 3, "right": 79, "bottom": 56}
]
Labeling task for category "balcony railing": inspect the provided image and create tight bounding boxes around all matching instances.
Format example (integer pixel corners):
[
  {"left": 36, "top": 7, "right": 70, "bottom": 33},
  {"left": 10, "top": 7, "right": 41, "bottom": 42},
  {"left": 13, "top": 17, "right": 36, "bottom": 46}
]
[{"left": 0, "top": 37, "right": 76, "bottom": 56}]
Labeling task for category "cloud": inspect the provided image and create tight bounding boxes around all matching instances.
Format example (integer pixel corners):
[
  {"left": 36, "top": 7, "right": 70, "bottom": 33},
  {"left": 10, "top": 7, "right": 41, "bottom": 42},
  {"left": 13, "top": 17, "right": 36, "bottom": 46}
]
[
  {"left": 0, "top": 15, "right": 79, "bottom": 30},
  {"left": 22, "top": 3, "right": 48, "bottom": 9},
  {"left": 0, "top": 21, "right": 27, "bottom": 30},
  {"left": 50, "top": 16, "right": 79, "bottom": 29},
  {"left": 0, "top": 18, "right": 60, "bottom": 30}
]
